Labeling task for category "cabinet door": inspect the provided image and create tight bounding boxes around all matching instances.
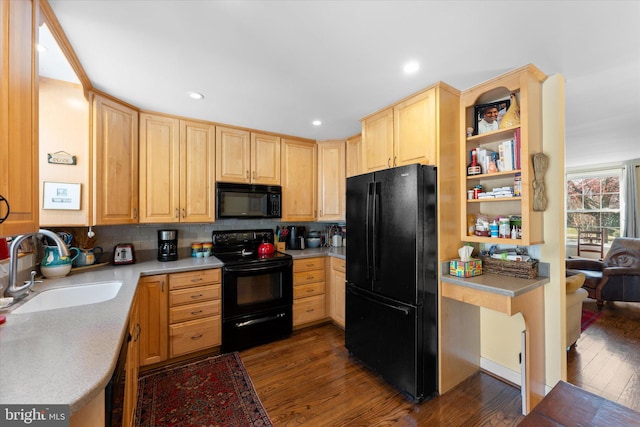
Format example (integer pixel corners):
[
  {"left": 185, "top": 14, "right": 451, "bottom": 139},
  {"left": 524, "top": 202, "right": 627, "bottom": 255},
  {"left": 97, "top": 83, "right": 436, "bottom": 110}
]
[
  {"left": 138, "top": 275, "right": 168, "bottom": 366},
  {"left": 216, "top": 126, "right": 251, "bottom": 183},
  {"left": 361, "top": 107, "right": 393, "bottom": 173},
  {"left": 332, "top": 268, "right": 346, "bottom": 328},
  {"left": 92, "top": 94, "right": 139, "bottom": 225},
  {"left": 251, "top": 132, "right": 280, "bottom": 185},
  {"left": 281, "top": 139, "right": 317, "bottom": 221},
  {"left": 317, "top": 140, "right": 345, "bottom": 221},
  {"left": 0, "top": 0, "right": 39, "bottom": 236},
  {"left": 139, "top": 114, "right": 180, "bottom": 223},
  {"left": 346, "top": 134, "right": 362, "bottom": 178},
  {"left": 123, "top": 293, "right": 139, "bottom": 427},
  {"left": 180, "top": 120, "right": 215, "bottom": 222},
  {"left": 394, "top": 88, "right": 437, "bottom": 167}
]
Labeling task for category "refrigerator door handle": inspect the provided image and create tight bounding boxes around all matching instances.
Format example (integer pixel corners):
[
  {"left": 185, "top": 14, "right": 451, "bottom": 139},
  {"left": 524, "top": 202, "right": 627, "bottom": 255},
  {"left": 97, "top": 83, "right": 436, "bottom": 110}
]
[
  {"left": 348, "top": 286, "right": 411, "bottom": 316},
  {"left": 372, "top": 181, "right": 381, "bottom": 281},
  {"left": 366, "top": 181, "right": 375, "bottom": 281}
]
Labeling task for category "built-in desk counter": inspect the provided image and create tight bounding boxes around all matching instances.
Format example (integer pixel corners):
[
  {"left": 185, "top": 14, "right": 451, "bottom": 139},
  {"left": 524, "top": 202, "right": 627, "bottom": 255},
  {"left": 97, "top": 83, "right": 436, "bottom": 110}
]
[{"left": 440, "top": 262, "right": 549, "bottom": 415}]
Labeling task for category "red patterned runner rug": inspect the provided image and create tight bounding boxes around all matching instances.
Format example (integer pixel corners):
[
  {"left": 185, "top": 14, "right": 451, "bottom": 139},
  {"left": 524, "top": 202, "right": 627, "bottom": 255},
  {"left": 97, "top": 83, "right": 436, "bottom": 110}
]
[
  {"left": 581, "top": 308, "right": 603, "bottom": 333},
  {"left": 135, "top": 352, "right": 273, "bottom": 427}
]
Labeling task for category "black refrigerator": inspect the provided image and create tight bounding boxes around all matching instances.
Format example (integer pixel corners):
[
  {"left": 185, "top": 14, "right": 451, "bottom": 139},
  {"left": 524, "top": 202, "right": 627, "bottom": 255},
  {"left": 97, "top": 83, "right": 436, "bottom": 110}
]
[{"left": 345, "top": 163, "right": 438, "bottom": 403}]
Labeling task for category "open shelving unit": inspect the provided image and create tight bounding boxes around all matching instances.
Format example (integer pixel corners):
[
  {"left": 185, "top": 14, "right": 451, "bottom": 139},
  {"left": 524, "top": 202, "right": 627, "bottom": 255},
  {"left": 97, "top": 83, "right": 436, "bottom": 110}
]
[{"left": 459, "top": 64, "right": 547, "bottom": 246}]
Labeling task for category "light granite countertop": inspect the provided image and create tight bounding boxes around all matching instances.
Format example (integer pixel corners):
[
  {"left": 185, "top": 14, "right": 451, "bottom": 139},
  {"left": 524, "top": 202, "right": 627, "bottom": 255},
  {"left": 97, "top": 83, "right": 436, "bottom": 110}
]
[{"left": 0, "top": 247, "right": 345, "bottom": 413}]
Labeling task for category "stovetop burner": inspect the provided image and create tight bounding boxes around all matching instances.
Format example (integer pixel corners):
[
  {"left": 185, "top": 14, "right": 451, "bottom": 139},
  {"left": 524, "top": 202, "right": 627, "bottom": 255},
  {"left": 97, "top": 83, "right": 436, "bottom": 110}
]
[{"left": 211, "top": 229, "right": 291, "bottom": 266}]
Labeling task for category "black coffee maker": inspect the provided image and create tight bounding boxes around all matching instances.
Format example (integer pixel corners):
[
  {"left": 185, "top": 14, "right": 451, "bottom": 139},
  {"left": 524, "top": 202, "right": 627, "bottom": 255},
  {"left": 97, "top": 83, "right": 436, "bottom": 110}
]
[
  {"left": 286, "top": 226, "right": 306, "bottom": 250},
  {"left": 158, "top": 229, "right": 178, "bottom": 261}
]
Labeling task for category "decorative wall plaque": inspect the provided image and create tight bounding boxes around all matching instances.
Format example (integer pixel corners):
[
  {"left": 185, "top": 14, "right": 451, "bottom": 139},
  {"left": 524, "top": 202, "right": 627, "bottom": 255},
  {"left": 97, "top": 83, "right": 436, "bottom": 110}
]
[{"left": 47, "top": 151, "right": 77, "bottom": 165}]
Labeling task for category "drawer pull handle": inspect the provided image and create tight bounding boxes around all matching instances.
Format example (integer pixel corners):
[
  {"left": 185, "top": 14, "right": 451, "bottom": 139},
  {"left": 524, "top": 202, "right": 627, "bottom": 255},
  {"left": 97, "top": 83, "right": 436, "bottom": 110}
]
[
  {"left": 307, "top": 275, "right": 314, "bottom": 280},
  {"left": 306, "top": 264, "right": 314, "bottom": 267},
  {"left": 306, "top": 309, "right": 314, "bottom": 313},
  {"left": 191, "top": 278, "right": 203, "bottom": 282},
  {"left": 191, "top": 334, "right": 203, "bottom": 340},
  {"left": 191, "top": 310, "right": 203, "bottom": 315},
  {"left": 190, "top": 294, "right": 204, "bottom": 298},
  {"left": 306, "top": 289, "right": 314, "bottom": 293}
]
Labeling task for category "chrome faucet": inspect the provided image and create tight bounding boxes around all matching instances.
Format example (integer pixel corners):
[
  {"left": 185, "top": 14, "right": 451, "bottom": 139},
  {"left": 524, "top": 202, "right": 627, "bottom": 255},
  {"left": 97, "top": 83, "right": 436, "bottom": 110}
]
[{"left": 4, "top": 229, "right": 70, "bottom": 300}]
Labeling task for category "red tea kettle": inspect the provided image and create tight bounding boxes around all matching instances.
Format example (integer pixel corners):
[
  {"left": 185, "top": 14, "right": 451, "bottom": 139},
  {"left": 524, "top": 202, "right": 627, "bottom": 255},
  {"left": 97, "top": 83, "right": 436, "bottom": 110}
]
[{"left": 257, "top": 242, "right": 275, "bottom": 255}]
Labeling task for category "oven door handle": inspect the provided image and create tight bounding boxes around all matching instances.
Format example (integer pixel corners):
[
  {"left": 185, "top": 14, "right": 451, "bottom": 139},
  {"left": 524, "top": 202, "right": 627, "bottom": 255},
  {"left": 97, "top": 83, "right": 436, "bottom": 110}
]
[
  {"left": 224, "top": 261, "right": 291, "bottom": 273},
  {"left": 235, "top": 312, "right": 286, "bottom": 328}
]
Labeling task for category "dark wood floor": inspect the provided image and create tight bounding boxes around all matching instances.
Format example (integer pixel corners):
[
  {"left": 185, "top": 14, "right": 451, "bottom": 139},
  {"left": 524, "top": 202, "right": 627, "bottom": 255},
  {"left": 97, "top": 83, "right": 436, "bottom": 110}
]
[
  {"left": 567, "top": 298, "right": 640, "bottom": 412},
  {"left": 237, "top": 299, "right": 640, "bottom": 425},
  {"left": 240, "top": 324, "right": 525, "bottom": 426}
]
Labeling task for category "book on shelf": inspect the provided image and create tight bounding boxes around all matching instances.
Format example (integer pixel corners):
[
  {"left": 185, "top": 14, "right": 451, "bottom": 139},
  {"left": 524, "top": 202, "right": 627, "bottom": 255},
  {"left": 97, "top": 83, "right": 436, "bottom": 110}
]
[{"left": 514, "top": 128, "right": 521, "bottom": 169}]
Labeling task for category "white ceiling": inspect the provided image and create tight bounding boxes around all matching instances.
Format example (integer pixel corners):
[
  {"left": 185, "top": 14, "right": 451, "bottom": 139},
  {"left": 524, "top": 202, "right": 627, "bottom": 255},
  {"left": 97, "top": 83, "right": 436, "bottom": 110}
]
[{"left": 45, "top": 1, "right": 640, "bottom": 168}]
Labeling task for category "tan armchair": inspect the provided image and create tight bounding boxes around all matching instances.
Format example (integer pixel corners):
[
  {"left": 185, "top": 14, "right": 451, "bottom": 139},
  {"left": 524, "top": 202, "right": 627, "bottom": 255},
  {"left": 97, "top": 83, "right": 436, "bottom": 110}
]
[{"left": 566, "top": 237, "right": 640, "bottom": 310}]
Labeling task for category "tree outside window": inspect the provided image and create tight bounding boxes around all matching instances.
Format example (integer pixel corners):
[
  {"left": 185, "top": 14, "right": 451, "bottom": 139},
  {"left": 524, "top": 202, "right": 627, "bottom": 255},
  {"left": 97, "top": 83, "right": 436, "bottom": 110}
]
[{"left": 566, "top": 170, "right": 621, "bottom": 243}]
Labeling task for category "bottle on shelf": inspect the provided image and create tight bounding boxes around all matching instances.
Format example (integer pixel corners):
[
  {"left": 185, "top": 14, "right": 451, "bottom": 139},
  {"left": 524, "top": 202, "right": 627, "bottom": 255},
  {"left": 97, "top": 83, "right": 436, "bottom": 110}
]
[{"left": 467, "top": 149, "right": 482, "bottom": 176}]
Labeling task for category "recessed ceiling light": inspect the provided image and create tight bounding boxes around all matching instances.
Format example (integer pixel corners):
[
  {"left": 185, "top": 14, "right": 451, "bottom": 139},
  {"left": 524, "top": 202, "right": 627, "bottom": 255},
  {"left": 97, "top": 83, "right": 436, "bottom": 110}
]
[
  {"left": 312, "top": 120, "right": 322, "bottom": 126},
  {"left": 187, "top": 91, "right": 204, "bottom": 100},
  {"left": 403, "top": 61, "right": 419, "bottom": 74}
]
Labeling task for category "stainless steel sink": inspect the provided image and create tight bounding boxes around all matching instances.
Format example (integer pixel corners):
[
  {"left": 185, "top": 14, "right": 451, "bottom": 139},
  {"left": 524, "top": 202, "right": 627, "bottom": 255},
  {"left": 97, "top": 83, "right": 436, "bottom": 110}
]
[{"left": 12, "top": 281, "right": 123, "bottom": 314}]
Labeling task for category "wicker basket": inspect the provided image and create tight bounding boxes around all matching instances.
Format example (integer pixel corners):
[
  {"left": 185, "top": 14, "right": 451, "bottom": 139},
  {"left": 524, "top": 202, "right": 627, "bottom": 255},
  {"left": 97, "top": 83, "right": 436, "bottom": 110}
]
[{"left": 480, "top": 256, "right": 539, "bottom": 279}]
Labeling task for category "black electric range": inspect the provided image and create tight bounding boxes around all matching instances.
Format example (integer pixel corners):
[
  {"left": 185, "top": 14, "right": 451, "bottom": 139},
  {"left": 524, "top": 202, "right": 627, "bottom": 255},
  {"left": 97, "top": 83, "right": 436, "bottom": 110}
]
[{"left": 212, "top": 229, "right": 293, "bottom": 352}]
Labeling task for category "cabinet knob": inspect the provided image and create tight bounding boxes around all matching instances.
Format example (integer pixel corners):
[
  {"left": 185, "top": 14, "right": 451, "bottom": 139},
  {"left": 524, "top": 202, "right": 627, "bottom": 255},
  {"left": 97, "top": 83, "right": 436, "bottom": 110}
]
[
  {"left": 246, "top": 170, "right": 249, "bottom": 178},
  {"left": 394, "top": 156, "right": 397, "bottom": 167},
  {"left": 175, "top": 209, "right": 179, "bottom": 218},
  {"left": 133, "top": 208, "right": 137, "bottom": 219},
  {"left": 182, "top": 208, "right": 186, "bottom": 218},
  {"left": 388, "top": 158, "right": 391, "bottom": 168},
  {"left": 252, "top": 171, "right": 255, "bottom": 179}
]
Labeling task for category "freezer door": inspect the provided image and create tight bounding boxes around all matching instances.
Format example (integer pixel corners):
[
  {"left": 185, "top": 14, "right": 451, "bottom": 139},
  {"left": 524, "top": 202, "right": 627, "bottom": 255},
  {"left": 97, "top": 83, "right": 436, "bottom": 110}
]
[{"left": 345, "top": 285, "right": 424, "bottom": 401}]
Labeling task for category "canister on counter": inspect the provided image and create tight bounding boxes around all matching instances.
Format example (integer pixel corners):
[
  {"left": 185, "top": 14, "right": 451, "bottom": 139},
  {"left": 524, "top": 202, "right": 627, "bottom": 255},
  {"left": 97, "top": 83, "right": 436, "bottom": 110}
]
[
  {"left": 191, "top": 242, "right": 203, "bottom": 257},
  {"left": 202, "top": 242, "right": 212, "bottom": 257}
]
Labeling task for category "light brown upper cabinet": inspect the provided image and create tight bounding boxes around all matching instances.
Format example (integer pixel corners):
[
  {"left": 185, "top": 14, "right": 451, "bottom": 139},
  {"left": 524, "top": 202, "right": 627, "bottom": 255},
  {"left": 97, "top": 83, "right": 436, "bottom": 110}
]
[
  {"left": 139, "top": 114, "right": 215, "bottom": 223},
  {"left": 0, "top": 0, "right": 39, "bottom": 235},
  {"left": 317, "top": 140, "right": 346, "bottom": 222},
  {"left": 216, "top": 126, "right": 280, "bottom": 185},
  {"left": 91, "top": 94, "right": 139, "bottom": 225},
  {"left": 281, "top": 138, "right": 317, "bottom": 221},
  {"left": 346, "top": 134, "right": 362, "bottom": 178},
  {"left": 361, "top": 82, "right": 460, "bottom": 173},
  {"left": 361, "top": 107, "right": 394, "bottom": 173}
]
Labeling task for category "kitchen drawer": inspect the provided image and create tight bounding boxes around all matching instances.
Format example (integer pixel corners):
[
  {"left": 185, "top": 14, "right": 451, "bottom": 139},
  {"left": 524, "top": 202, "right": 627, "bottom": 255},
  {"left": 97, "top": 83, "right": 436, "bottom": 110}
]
[
  {"left": 169, "top": 300, "right": 221, "bottom": 323},
  {"left": 169, "top": 316, "right": 221, "bottom": 357},
  {"left": 332, "top": 258, "right": 346, "bottom": 273},
  {"left": 294, "top": 257, "right": 325, "bottom": 272},
  {"left": 294, "top": 282, "right": 325, "bottom": 299},
  {"left": 170, "top": 284, "right": 221, "bottom": 307},
  {"left": 169, "top": 269, "right": 221, "bottom": 290},
  {"left": 293, "top": 294, "right": 326, "bottom": 326},
  {"left": 294, "top": 269, "right": 325, "bottom": 285}
]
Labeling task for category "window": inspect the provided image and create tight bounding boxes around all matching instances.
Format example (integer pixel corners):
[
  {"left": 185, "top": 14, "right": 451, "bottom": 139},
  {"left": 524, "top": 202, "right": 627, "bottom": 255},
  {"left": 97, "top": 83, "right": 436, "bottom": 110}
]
[{"left": 566, "top": 168, "right": 623, "bottom": 244}]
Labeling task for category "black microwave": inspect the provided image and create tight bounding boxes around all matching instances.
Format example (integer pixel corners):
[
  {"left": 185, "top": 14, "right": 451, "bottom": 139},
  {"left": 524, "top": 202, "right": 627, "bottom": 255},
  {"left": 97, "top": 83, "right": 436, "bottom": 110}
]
[{"left": 216, "top": 182, "right": 282, "bottom": 219}]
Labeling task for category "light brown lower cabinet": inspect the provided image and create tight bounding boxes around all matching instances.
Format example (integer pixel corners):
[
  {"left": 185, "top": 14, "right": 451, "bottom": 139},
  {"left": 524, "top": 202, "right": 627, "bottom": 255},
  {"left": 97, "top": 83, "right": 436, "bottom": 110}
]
[
  {"left": 122, "top": 293, "right": 140, "bottom": 427},
  {"left": 328, "top": 257, "right": 346, "bottom": 328},
  {"left": 168, "top": 269, "right": 222, "bottom": 358},
  {"left": 293, "top": 257, "right": 326, "bottom": 327},
  {"left": 138, "top": 275, "right": 168, "bottom": 366}
]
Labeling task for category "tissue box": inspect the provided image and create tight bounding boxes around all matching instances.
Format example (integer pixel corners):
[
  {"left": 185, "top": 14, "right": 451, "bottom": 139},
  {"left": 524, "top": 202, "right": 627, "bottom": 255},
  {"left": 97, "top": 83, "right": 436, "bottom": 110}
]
[{"left": 449, "top": 258, "right": 483, "bottom": 277}]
